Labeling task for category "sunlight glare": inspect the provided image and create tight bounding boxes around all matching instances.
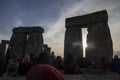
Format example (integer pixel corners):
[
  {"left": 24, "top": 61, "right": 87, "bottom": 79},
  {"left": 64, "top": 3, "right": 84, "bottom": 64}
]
[
  {"left": 83, "top": 37, "right": 87, "bottom": 57},
  {"left": 82, "top": 28, "right": 88, "bottom": 58}
]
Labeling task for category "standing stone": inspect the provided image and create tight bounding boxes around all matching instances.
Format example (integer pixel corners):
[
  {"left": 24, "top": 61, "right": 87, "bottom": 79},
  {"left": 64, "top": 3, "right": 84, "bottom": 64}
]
[
  {"left": 10, "top": 33, "right": 27, "bottom": 58},
  {"left": 86, "top": 22, "right": 113, "bottom": 64},
  {"left": 25, "top": 33, "right": 43, "bottom": 57},
  {"left": 0, "top": 44, "right": 5, "bottom": 71},
  {"left": 64, "top": 10, "right": 113, "bottom": 72},
  {"left": 10, "top": 27, "right": 44, "bottom": 59},
  {"left": 64, "top": 27, "right": 83, "bottom": 73},
  {"left": 0, "top": 44, "right": 6, "bottom": 54},
  {"left": 1, "top": 40, "right": 10, "bottom": 54},
  {"left": 1, "top": 40, "right": 10, "bottom": 57}
]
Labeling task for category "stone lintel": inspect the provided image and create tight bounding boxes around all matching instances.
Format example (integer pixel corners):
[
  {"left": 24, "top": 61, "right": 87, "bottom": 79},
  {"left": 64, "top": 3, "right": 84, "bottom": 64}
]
[
  {"left": 66, "top": 10, "right": 108, "bottom": 28},
  {"left": 13, "top": 26, "right": 44, "bottom": 33},
  {"left": 1, "top": 40, "right": 10, "bottom": 44}
]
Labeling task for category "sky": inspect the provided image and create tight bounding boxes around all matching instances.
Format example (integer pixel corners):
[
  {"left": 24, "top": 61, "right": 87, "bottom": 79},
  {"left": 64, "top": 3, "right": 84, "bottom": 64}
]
[{"left": 0, "top": 0, "right": 120, "bottom": 57}]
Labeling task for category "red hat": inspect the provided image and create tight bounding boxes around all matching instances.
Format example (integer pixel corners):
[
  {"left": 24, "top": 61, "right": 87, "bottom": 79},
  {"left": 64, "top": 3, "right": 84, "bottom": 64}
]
[{"left": 26, "top": 64, "right": 64, "bottom": 80}]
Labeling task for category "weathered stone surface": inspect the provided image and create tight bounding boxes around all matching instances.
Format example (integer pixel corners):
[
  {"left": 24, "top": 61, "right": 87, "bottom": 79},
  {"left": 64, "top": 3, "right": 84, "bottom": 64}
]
[
  {"left": 1, "top": 40, "right": 10, "bottom": 56},
  {"left": 64, "top": 10, "right": 113, "bottom": 72},
  {"left": 25, "top": 33, "right": 43, "bottom": 57},
  {"left": 10, "top": 33, "right": 27, "bottom": 58},
  {"left": 0, "top": 44, "right": 6, "bottom": 54},
  {"left": 64, "top": 27, "right": 83, "bottom": 69},
  {"left": 10, "top": 27, "right": 44, "bottom": 59},
  {"left": 86, "top": 23, "right": 113, "bottom": 63},
  {"left": 66, "top": 10, "right": 108, "bottom": 28},
  {"left": 13, "top": 27, "right": 44, "bottom": 33}
]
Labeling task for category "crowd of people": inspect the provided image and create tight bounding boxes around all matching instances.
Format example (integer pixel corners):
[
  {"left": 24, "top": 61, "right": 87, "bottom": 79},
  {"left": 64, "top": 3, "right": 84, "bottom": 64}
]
[
  {"left": 0, "top": 45, "right": 120, "bottom": 80},
  {"left": 64, "top": 53, "right": 120, "bottom": 74},
  {"left": 81, "top": 55, "right": 120, "bottom": 73},
  {"left": 0, "top": 46, "right": 64, "bottom": 80}
]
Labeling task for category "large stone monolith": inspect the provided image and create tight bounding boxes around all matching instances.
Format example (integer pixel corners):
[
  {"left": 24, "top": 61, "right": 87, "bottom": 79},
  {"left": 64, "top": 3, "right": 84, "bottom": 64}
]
[
  {"left": 0, "top": 44, "right": 6, "bottom": 54},
  {"left": 64, "top": 27, "right": 83, "bottom": 73},
  {"left": 10, "top": 27, "right": 44, "bottom": 59},
  {"left": 10, "top": 32, "right": 27, "bottom": 58},
  {"left": 25, "top": 27, "right": 44, "bottom": 57},
  {"left": 64, "top": 10, "right": 113, "bottom": 72},
  {"left": 86, "top": 22, "right": 113, "bottom": 64}
]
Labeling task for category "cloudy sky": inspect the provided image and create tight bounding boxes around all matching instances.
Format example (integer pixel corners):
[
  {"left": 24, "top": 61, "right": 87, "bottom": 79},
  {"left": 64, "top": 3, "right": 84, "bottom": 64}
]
[{"left": 0, "top": 0, "right": 120, "bottom": 57}]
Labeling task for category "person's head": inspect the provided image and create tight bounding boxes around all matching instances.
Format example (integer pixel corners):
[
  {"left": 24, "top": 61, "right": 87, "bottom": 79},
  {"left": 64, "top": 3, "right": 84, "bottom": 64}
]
[
  {"left": 114, "top": 55, "right": 118, "bottom": 59},
  {"left": 26, "top": 64, "right": 64, "bottom": 80}
]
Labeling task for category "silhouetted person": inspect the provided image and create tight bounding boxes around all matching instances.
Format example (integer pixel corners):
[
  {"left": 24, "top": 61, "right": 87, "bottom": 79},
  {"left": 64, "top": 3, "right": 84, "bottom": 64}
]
[
  {"left": 50, "top": 51, "right": 56, "bottom": 66},
  {"left": 100, "top": 57, "right": 110, "bottom": 71},
  {"left": 111, "top": 55, "right": 120, "bottom": 72},
  {"left": 1, "top": 63, "right": 18, "bottom": 80},
  {"left": 64, "top": 53, "right": 82, "bottom": 74},
  {"left": 38, "top": 52, "right": 50, "bottom": 64},
  {"left": 18, "top": 56, "right": 30, "bottom": 76},
  {"left": 30, "top": 53, "right": 37, "bottom": 67},
  {"left": 55, "top": 56, "right": 64, "bottom": 70}
]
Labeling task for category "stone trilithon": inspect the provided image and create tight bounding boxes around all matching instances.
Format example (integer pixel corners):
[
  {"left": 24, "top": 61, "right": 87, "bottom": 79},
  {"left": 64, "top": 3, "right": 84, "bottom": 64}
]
[{"left": 64, "top": 10, "right": 113, "bottom": 73}]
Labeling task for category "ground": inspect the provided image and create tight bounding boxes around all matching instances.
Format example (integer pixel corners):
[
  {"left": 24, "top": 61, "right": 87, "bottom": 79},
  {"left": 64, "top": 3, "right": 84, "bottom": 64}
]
[
  {"left": 64, "top": 74, "right": 120, "bottom": 80},
  {"left": 1, "top": 74, "right": 120, "bottom": 80},
  {"left": 0, "top": 69, "right": 120, "bottom": 80}
]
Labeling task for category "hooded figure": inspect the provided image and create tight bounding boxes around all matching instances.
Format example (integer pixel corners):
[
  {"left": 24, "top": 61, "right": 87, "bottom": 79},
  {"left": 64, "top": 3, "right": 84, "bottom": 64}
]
[{"left": 26, "top": 64, "right": 64, "bottom": 80}]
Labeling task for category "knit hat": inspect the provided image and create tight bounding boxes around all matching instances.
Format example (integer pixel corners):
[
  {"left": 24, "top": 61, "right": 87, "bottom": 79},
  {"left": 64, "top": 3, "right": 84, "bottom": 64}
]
[{"left": 26, "top": 64, "right": 64, "bottom": 80}]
